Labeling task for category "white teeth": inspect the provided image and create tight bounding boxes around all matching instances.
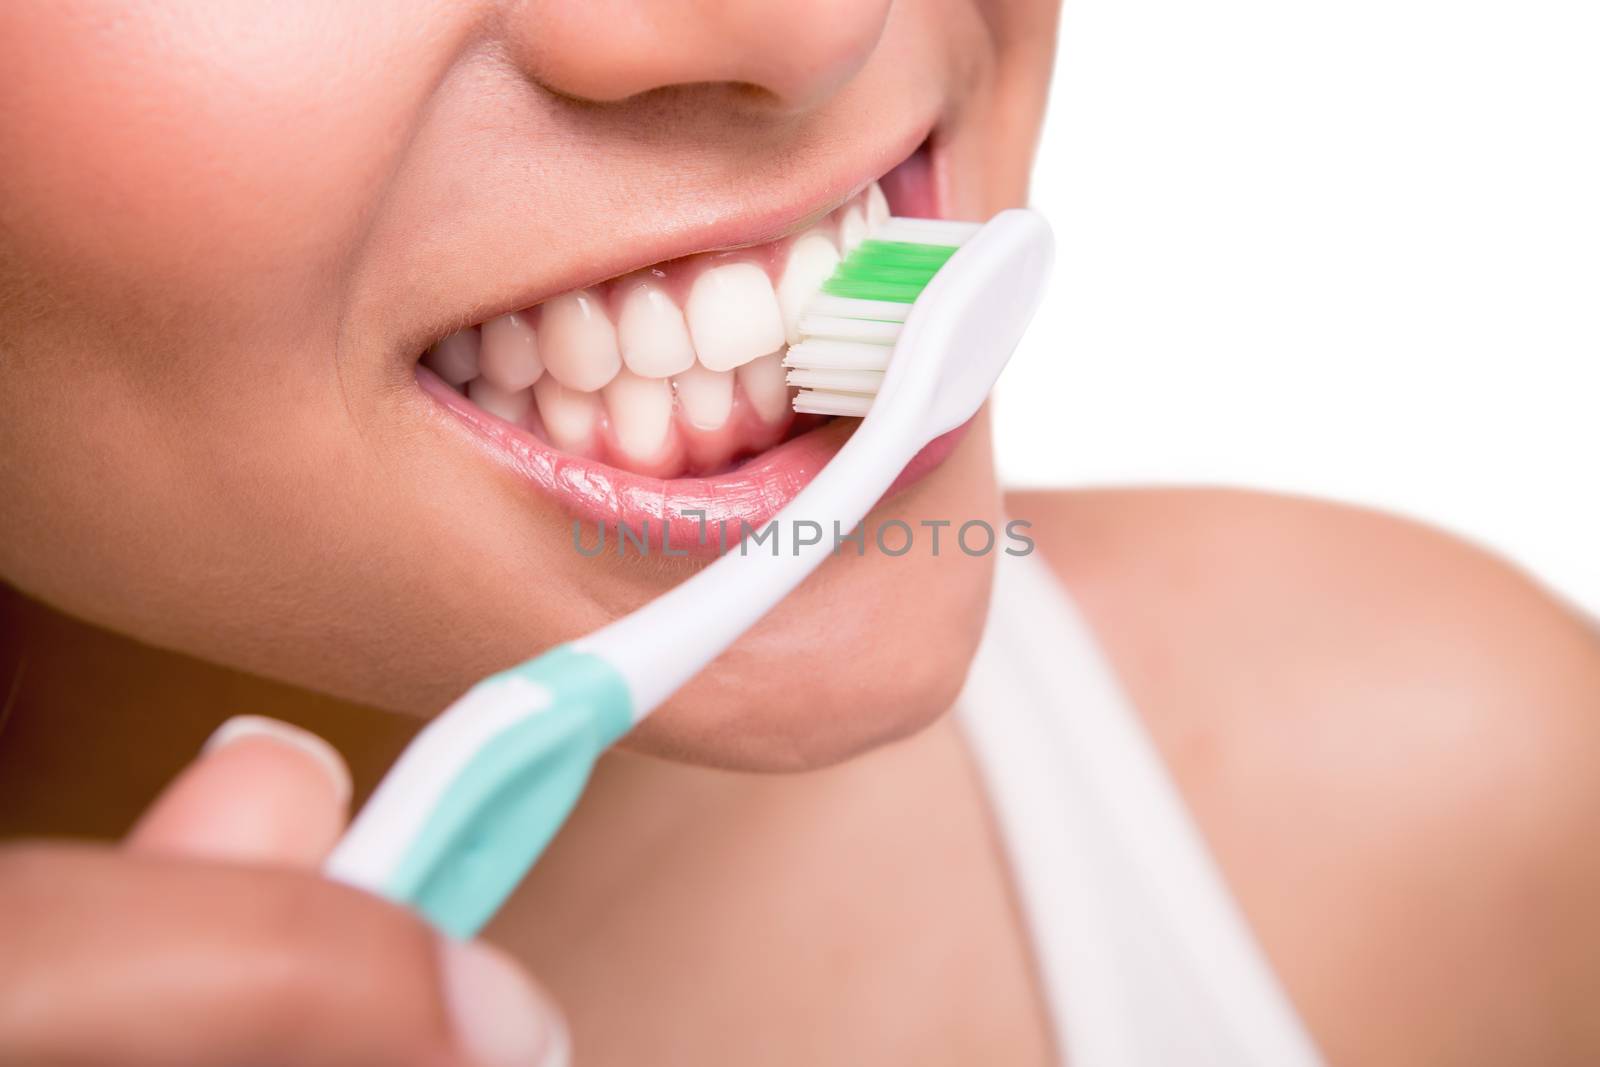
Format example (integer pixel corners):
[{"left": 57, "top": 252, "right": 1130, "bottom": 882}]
[
  {"left": 444, "top": 194, "right": 897, "bottom": 464},
  {"left": 532, "top": 376, "right": 601, "bottom": 452},
  {"left": 616, "top": 281, "right": 696, "bottom": 378},
  {"left": 603, "top": 370, "right": 674, "bottom": 462},
  {"left": 672, "top": 363, "right": 734, "bottom": 431},
  {"left": 479, "top": 312, "right": 544, "bottom": 391},
  {"left": 539, "top": 289, "right": 621, "bottom": 391},
  {"left": 685, "top": 262, "right": 786, "bottom": 372},
  {"left": 838, "top": 205, "right": 868, "bottom": 253},
  {"left": 738, "top": 351, "right": 791, "bottom": 424},
  {"left": 866, "top": 182, "right": 890, "bottom": 230},
  {"left": 425, "top": 328, "right": 480, "bottom": 386},
  {"left": 466, "top": 378, "right": 533, "bottom": 424},
  {"left": 776, "top": 233, "right": 841, "bottom": 345}
]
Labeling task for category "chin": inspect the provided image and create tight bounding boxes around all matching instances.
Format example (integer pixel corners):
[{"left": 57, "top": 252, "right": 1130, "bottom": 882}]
[{"left": 611, "top": 413, "right": 1001, "bottom": 773}]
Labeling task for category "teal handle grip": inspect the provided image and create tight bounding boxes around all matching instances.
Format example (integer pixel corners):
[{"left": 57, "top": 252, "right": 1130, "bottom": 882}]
[{"left": 385, "top": 646, "right": 633, "bottom": 937}]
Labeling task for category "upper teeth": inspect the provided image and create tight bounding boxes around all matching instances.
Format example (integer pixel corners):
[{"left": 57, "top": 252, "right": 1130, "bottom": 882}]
[
  {"left": 685, "top": 262, "right": 786, "bottom": 373},
  {"left": 424, "top": 181, "right": 887, "bottom": 477},
  {"left": 837, "top": 205, "right": 868, "bottom": 253},
  {"left": 617, "top": 280, "right": 695, "bottom": 378},
  {"left": 776, "top": 233, "right": 842, "bottom": 344},
  {"left": 478, "top": 311, "right": 543, "bottom": 390},
  {"left": 539, "top": 289, "right": 622, "bottom": 392}
]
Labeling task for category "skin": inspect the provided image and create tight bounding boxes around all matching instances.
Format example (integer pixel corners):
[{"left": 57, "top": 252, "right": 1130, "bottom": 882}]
[
  {"left": 3, "top": 2, "right": 1600, "bottom": 1064},
  {"left": 0, "top": 0, "right": 1057, "bottom": 768},
  {"left": 1017, "top": 490, "right": 1600, "bottom": 1066}
]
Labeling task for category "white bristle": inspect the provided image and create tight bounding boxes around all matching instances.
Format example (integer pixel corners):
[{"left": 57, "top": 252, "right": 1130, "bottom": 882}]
[
  {"left": 785, "top": 367, "right": 886, "bottom": 393},
  {"left": 873, "top": 219, "right": 981, "bottom": 246},
  {"left": 805, "top": 295, "right": 911, "bottom": 322},
  {"left": 793, "top": 315, "right": 902, "bottom": 345},
  {"left": 794, "top": 391, "right": 875, "bottom": 418},
  {"left": 785, "top": 215, "right": 978, "bottom": 417},
  {"left": 783, "top": 339, "right": 893, "bottom": 371}
]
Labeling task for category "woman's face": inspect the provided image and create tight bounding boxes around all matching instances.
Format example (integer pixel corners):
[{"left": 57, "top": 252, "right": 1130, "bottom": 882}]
[{"left": 0, "top": 0, "right": 1057, "bottom": 769}]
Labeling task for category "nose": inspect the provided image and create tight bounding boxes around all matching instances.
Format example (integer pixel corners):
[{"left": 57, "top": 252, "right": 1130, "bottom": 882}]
[{"left": 500, "top": 0, "right": 894, "bottom": 112}]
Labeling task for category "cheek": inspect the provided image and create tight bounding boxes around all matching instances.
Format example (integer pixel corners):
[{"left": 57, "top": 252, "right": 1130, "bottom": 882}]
[
  {"left": 0, "top": 2, "right": 482, "bottom": 690},
  {"left": 0, "top": 2, "right": 455, "bottom": 333}
]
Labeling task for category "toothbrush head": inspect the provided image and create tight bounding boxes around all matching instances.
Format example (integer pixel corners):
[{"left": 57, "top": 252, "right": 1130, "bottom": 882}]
[{"left": 783, "top": 210, "right": 1053, "bottom": 429}]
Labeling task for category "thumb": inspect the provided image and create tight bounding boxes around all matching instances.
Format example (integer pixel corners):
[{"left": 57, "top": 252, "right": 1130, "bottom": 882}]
[
  {"left": 99, "top": 716, "right": 570, "bottom": 1066},
  {"left": 126, "top": 714, "right": 352, "bottom": 866}
]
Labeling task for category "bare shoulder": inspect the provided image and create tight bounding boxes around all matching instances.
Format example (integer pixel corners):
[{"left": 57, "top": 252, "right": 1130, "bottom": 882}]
[{"left": 1007, "top": 487, "right": 1600, "bottom": 1066}]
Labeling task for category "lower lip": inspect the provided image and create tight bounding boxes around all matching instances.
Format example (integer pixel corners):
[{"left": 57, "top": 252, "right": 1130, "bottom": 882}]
[{"left": 419, "top": 368, "right": 971, "bottom": 558}]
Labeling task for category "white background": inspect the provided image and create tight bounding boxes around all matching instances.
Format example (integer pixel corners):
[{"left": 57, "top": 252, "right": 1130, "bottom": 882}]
[{"left": 994, "top": 0, "right": 1599, "bottom": 614}]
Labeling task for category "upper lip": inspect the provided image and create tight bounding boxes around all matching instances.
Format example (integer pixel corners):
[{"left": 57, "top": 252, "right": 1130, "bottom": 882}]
[{"left": 412, "top": 119, "right": 936, "bottom": 359}]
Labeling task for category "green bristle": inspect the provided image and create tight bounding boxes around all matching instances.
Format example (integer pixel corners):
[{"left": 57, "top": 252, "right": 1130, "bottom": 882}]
[
  {"left": 830, "top": 262, "right": 941, "bottom": 286},
  {"left": 852, "top": 240, "right": 959, "bottom": 267},
  {"left": 819, "top": 277, "right": 927, "bottom": 303},
  {"left": 818, "top": 238, "right": 958, "bottom": 304}
]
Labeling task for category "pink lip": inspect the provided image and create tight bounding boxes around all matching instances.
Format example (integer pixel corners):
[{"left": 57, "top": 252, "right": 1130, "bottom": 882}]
[{"left": 421, "top": 368, "right": 970, "bottom": 558}]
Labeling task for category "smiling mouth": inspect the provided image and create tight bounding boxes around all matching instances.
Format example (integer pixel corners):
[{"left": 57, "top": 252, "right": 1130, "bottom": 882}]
[{"left": 417, "top": 140, "right": 963, "bottom": 551}]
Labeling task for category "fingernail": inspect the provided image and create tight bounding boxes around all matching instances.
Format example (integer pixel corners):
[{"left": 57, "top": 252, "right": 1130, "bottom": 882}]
[
  {"left": 202, "top": 715, "right": 352, "bottom": 808},
  {"left": 440, "top": 938, "right": 569, "bottom": 1067}
]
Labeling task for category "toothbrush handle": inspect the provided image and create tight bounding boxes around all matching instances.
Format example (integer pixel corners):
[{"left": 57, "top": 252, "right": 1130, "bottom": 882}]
[
  {"left": 332, "top": 411, "right": 918, "bottom": 937},
  {"left": 327, "top": 419, "right": 909, "bottom": 937},
  {"left": 324, "top": 645, "right": 632, "bottom": 938}
]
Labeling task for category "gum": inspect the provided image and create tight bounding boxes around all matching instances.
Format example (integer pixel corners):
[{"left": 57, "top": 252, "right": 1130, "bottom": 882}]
[{"left": 592, "top": 191, "right": 868, "bottom": 320}]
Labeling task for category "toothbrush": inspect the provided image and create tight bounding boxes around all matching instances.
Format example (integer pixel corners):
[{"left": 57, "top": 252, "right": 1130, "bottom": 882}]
[{"left": 325, "top": 208, "right": 1055, "bottom": 937}]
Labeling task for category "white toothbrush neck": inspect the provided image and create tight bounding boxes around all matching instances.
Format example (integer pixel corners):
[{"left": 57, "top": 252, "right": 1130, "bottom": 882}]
[{"left": 572, "top": 407, "right": 923, "bottom": 720}]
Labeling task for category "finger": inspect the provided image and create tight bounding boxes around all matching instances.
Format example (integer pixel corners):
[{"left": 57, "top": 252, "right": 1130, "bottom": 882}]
[
  {"left": 0, "top": 843, "right": 566, "bottom": 1067},
  {"left": 125, "top": 715, "right": 352, "bottom": 867}
]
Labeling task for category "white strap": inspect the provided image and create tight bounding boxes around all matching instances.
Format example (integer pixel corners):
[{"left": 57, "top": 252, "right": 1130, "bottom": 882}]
[{"left": 956, "top": 550, "right": 1324, "bottom": 1067}]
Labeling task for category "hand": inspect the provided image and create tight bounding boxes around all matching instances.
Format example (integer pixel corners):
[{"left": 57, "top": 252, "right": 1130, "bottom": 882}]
[{"left": 0, "top": 716, "right": 567, "bottom": 1066}]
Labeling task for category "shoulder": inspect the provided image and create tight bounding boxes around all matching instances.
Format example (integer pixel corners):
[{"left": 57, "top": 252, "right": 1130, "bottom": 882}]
[{"left": 1006, "top": 487, "right": 1600, "bottom": 1065}]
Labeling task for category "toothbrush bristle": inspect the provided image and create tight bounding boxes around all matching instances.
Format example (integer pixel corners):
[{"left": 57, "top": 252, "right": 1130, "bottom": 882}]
[{"left": 785, "top": 216, "right": 979, "bottom": 417}]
